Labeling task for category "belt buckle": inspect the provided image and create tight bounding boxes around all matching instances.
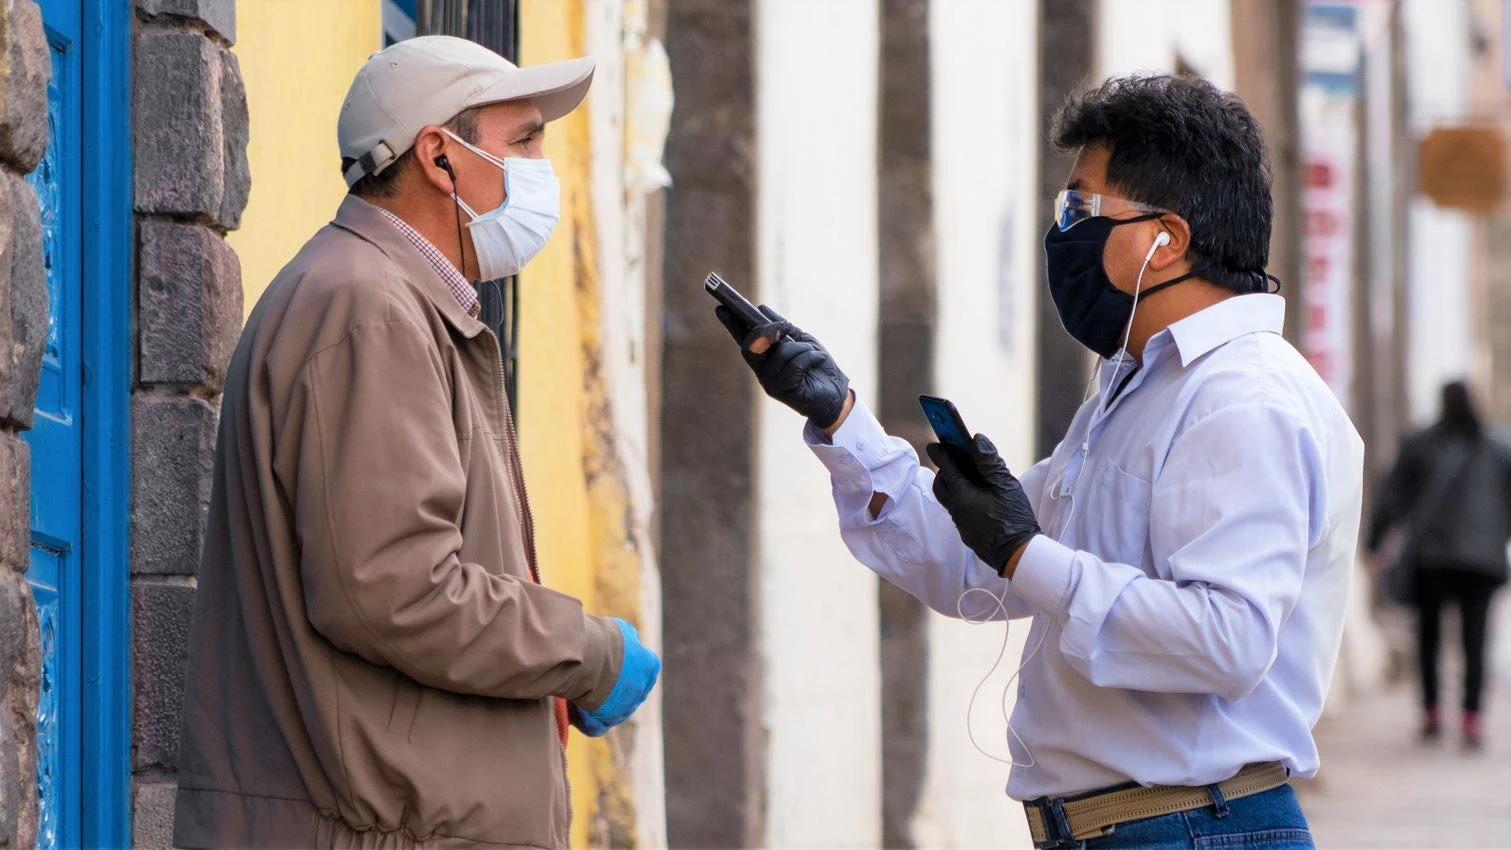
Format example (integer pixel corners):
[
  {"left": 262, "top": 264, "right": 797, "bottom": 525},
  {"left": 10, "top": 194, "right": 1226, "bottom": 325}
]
[{"left": 1031, "top": 797, "right": 1077, "bottom": 849}]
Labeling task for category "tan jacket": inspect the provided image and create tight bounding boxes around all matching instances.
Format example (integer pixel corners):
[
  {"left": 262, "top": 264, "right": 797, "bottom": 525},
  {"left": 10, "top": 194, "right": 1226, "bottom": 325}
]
[{"left": 173, "top": 197, "right": 623, "bottom": 849}]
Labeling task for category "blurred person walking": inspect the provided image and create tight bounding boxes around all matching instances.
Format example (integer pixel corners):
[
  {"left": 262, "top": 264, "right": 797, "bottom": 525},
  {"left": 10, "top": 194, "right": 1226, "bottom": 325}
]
[
  {"left": 1367, "top": 381, "right": 1511, "bottom": 751},
  {"left": 718, "top": 75, "right": 1360, "bottom": 850},
  {"left": 172, "top": 37, "right": 659, "bottom": 849}
]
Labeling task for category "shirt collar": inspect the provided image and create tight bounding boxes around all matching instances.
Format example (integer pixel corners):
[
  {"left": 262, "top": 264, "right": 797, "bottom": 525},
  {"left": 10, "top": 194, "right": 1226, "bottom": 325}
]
[
  {"left": 1156, "top": 293, "right": 1286, "bottom": 367},
  {"left": 330, "top": 196, "right": 487, "bottom": 337},
  {"left": 373, "top": 206, "right": 481, "bottom": 319}
]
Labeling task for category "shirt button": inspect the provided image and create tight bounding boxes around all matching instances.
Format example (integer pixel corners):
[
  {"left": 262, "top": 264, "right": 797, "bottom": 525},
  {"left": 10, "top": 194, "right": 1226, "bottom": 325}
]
[{"left": 856, "top": 440, "right": 867, "bottom": 452}]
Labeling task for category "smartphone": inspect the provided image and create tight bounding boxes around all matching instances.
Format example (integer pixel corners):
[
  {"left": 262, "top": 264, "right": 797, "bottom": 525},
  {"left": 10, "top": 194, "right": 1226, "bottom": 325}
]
[
  {"left": 704, "top": 272, "right": 767, "bottom": 333},
  {"left": 919, "top": 395, "right": 983, "bottom": 482}
]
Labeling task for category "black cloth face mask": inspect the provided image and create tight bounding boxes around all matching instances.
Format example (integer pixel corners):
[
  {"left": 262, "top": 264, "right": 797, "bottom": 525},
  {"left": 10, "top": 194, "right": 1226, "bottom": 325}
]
[{"left": 1043, "top": 215, "right": 1193, "bottom": 359}]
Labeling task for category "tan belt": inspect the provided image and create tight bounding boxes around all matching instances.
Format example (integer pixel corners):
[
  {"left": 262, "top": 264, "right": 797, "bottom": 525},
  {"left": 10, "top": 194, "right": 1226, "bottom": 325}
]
[{"left": 1024, "top": 762, "right": 1290, "bottom": 845}]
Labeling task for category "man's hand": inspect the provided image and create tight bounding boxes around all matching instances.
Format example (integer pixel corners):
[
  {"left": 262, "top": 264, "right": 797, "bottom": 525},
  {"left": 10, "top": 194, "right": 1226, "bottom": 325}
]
[
  {"left": 926, "top": 435, "right": 1041, "bottom": 577},
  {"left": 571, "top": 619, "right": 660, "bottom": 737},
  {"left": 715, "top": 305, "right": 851, "bottom": 431}
]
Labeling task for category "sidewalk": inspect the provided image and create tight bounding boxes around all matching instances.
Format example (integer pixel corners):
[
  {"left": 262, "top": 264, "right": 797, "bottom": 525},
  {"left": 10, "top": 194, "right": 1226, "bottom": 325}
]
[{"left": 1295, "top": 597, "right": 1511, "bottom": 849}]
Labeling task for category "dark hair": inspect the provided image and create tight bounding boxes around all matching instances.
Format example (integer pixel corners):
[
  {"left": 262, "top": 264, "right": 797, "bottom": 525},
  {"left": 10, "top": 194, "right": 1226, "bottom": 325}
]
[
  {"left": 343, "top": 108, "right": 481, "bottom": 199},
  {"left": 1440, "top": 380, "right": 1482, "bottom": 437},
  {"left": 1053, "top": 74, "right": 1273, "bottom": 294}
]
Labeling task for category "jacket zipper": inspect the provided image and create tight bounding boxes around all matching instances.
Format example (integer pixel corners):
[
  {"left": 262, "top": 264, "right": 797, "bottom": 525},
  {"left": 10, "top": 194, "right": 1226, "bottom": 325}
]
[
  {"left": 481, "top": 329, "right": 539, "bottom": 582},
  {"left": 480, "top": 328, "right": 571, "bottom": 829}
]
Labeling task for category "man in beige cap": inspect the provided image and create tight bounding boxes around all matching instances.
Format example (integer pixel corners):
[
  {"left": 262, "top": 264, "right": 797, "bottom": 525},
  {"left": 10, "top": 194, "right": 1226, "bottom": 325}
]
[{"left": 172, "top": 36, "right": 660, "bottom": 849}]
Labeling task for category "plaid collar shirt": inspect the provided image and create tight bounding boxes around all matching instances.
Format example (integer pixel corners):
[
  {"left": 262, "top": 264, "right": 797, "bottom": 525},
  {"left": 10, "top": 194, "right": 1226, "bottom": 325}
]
[{"left": 377, "top": 207, "right": 480, "bottom": 318}]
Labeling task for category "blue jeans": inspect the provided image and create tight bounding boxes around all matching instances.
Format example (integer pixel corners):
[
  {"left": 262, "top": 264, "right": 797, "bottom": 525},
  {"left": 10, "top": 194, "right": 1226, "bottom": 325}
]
[{"left": 1031, "top": 785, "right": 1315, "bottom": 849}]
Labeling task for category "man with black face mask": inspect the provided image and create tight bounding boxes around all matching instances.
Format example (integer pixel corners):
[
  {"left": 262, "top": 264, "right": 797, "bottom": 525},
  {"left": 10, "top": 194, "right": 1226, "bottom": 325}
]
[{"left": 718, "top": 75, "right": 1363, "bottom": 849}]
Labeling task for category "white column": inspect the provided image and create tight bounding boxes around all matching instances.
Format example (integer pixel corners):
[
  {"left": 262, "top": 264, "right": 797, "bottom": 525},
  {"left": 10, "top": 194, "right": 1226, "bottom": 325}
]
[
  {"left": 1404, "top": 0, "right": 1473, "bottom": 425},
  {"left": 912, "top": 1, "right": 1039, "bottom": 847},
  {"left": 1098, "top": 0, "right": 1234, "bottom": 85},
  {"left": 756, "top": 0, "right": 883, "bottom": 845},
  {"left": 582, "top": 2, "right": 675, "bottom": 846}
]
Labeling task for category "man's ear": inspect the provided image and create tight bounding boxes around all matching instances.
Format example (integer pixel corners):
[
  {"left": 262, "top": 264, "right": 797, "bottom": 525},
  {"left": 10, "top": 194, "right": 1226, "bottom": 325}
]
[
  {"left": 412, "top": 126, "right": 456, "bottom": 196},
  {"left": 1147, "top": 214, "right": 1192, "bottom": 272}
]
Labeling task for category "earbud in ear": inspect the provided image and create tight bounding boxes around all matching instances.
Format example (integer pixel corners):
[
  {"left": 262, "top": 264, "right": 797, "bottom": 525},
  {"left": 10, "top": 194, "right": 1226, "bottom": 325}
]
[
  {"left": 1143, "top": 230, "right": 1170, "bottom": 263},
  {"left": 435, "top": 154, "right": 456, "bottom": 181}
]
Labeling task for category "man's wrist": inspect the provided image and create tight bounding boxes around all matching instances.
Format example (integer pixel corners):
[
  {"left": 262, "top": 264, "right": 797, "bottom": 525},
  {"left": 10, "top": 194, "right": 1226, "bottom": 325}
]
[
  {"left": 819, "top": 390, "right": 857, "bottom": 438},
  {"left": 1001, "top": 535, "right": 1036, "bottom": 579}
]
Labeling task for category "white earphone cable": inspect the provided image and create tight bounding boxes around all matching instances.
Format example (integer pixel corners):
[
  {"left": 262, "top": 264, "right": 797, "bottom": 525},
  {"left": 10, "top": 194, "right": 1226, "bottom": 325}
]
[
  {"left": 955, "top": 230, "right": 1166, "bottom": 770},
  {"left": 957, "top": 586, "right": 1050, "bottom": 768}
]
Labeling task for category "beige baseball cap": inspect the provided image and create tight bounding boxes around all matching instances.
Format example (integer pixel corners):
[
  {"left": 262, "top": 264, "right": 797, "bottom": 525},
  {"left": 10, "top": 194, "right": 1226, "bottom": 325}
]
[{"left": 338, "top": 35, "right": 594, "bottom": 187}]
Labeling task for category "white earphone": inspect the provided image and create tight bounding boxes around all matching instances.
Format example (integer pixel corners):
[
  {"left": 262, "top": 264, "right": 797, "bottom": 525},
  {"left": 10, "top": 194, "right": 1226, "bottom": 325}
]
[{"left": 1145, "top": 229, "right": 1171, "bottom": 262}]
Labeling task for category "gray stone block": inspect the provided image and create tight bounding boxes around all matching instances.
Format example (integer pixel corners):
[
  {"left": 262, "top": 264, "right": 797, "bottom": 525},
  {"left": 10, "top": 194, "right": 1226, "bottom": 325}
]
[
  {"left": 130, "top": 395, "right": 216, "bottom": 576},
  {"left": 8, "top": 585, "right": 35, "bottom": 700},
  {"left": 0, "top": 577, "right": 25, "bottom": 701},
  {"left": 4, "top": 586, "right": 36, "bottom": 850},
  {"left": 0, "top": 434, "right": 26, "bottom": 573},
  {"left": 0, "top": 1, "right": 50, "bottom": 174},
  {"left": 132, "top": 780, "right": 177, "bottom": 850},
  {"left": 136, "top": 0, "right": 235, "bottom": 44},
  {"left": 138, "top": 221, "right": 243, "bottom": 390},
  {"left": 0, "top": 705, "right": 16, "bottom": 849},
  {"left": 217, "top": 49, "right": 249, "bottom": 229},
  {"left": 134, "top": 31, "right": 229, "bottom": 224},
  {"left": 131, "top": 582, "right": 194, "bottom": 771},
  {"left": 0, "top": 174, "right": 45, "bottom": 431}
]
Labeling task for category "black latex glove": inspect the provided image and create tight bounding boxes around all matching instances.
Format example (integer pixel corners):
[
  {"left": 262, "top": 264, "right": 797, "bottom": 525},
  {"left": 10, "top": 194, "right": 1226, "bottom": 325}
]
[
  {"left": 926, "top": 435, "right": 1041, "bottom": 576},
  {"left": 715, "top": 304, "right": 851, "bottom": 430}
]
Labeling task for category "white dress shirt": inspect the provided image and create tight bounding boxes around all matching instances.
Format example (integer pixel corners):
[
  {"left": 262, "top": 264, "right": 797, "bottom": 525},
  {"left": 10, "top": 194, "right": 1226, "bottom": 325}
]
[{"left": 805, "top": 294, "right": 1364, "bottom": 800}]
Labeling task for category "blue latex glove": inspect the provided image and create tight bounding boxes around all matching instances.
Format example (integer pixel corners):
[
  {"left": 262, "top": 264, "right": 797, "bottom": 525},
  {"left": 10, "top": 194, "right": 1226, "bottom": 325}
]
[{"left": 572, "top": 618, "right": 661, "bottom": 737}]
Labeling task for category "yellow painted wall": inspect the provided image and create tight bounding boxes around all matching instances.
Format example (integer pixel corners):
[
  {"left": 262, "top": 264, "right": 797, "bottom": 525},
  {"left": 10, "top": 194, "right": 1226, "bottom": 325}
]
[
  {"left": 517, "top": 1, "right": 598, "bottom": 844},
  {"left": 228, "top": 0, "right": 380, "bottom": 312},
  {"left": 519, "top": 2, "right": 643, "bottom": 845}
]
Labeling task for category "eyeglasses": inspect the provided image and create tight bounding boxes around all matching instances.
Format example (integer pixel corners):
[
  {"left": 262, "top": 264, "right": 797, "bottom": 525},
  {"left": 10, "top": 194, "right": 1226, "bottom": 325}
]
[{"left": 1054, "top": 189, "right": 1171, "bottom": 232}]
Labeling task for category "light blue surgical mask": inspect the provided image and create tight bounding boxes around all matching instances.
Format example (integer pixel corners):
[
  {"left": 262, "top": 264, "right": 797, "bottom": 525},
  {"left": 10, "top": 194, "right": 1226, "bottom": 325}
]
[{"left": 444, "top": 129, "right": 561, "bottom": 280}]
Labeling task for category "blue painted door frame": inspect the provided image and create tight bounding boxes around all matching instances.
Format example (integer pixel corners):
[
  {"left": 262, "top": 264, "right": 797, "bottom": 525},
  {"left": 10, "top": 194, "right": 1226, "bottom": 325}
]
[
  {"left": 23, "top": 0, "right": 131, "bottom": 846},
  {"left": 25, "top": 0, "right": 84, "bottom": 840}
]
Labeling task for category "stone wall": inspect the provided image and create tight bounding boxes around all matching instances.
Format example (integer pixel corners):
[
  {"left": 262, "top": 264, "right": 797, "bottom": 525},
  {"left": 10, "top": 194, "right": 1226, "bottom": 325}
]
[
  {"left": 0, "top": 1, "right": 51, "bottom": 846},
  {"left": 129, "top": 0, "right": 246, "bottom": 846}
]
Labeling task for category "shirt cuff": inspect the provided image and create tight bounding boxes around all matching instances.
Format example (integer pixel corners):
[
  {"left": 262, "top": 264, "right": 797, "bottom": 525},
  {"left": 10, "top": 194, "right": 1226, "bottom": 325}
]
[
  {"left": 804, "top": 399, "right": 911, "bottom": 511},
  {"left": 1008, "top": 535, "right": 1076, "bottom": 620}
]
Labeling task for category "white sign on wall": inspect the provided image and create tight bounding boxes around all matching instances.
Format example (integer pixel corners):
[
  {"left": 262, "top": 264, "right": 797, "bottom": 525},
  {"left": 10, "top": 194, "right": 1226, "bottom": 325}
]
[{"left": 1300, "top": 2, "right": 1361, "bottom": 406}]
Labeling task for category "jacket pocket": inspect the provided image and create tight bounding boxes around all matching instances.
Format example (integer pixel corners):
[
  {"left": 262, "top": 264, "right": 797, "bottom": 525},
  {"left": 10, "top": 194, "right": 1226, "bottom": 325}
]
[{"left": 386, "top": 672, "right": 423, "bottom": 741}]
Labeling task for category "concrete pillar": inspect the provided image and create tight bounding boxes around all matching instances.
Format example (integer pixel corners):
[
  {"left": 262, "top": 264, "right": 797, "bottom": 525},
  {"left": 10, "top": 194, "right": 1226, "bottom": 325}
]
[
  {"left": 876, "top": 1, "right": 935, "bottom": 846},
  {"left": 659, "top": 3, "right": 764, "bottom": 846},
  {"left": 1358, "top": 4, "right": 1409, "bottom": 478},
  {"left": 1232, "top": 0, "right": 1304, "bottom": 346},
  {"left": 1034, "top": 0, "right": 1094, "bottom": 457}
]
